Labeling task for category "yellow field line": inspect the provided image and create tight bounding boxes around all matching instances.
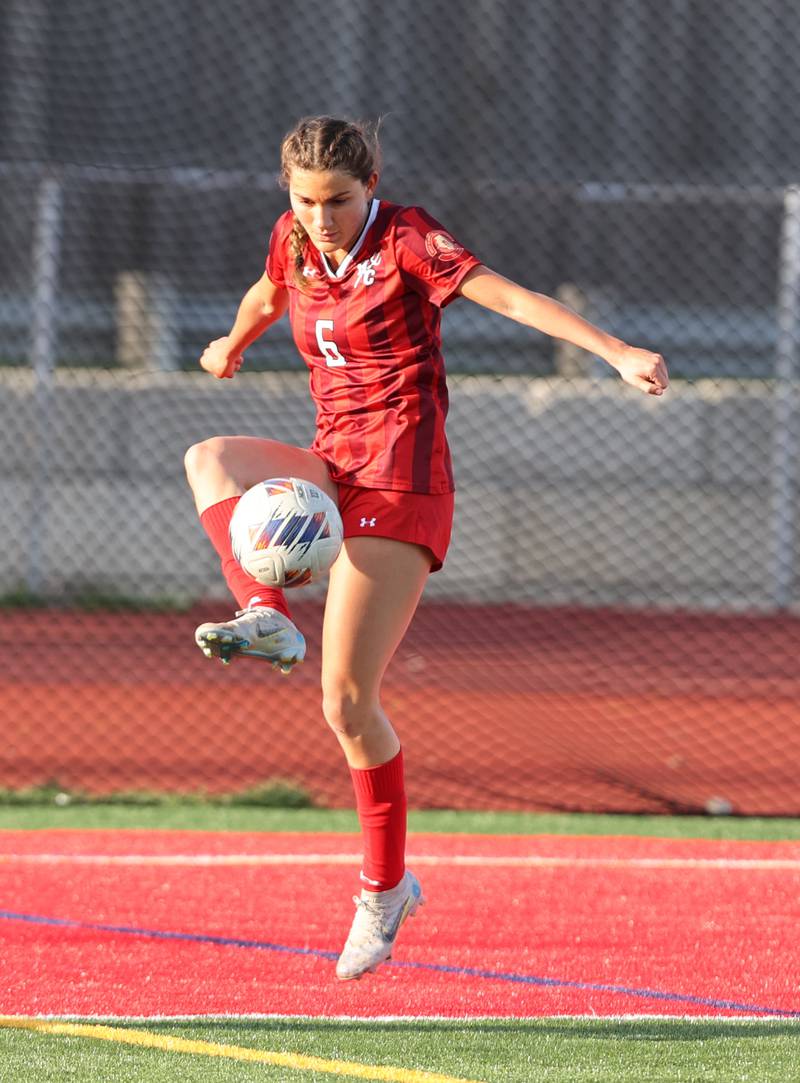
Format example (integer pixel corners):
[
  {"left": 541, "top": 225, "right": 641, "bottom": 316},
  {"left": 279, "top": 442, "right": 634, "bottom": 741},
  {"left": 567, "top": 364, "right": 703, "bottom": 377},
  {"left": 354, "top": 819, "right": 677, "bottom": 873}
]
[{"left": 0, "top": 1017, "right": 486, "bottom": 1083}]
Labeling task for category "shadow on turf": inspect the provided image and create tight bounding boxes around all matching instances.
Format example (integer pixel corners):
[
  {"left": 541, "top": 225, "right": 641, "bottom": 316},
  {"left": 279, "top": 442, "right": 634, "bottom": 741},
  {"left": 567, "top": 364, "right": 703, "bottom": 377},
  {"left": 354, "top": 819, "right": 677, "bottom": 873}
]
[{"left": 152, "top": 1020, "right": 799, "bottom": 1040}]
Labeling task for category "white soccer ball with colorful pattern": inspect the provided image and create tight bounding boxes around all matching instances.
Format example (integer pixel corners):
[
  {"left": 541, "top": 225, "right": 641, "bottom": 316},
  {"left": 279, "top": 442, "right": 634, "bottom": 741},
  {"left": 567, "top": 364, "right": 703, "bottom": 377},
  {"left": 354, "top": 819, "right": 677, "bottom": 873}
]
[{"left": 229, "top": 478, "right": 343, "bottom": 588}]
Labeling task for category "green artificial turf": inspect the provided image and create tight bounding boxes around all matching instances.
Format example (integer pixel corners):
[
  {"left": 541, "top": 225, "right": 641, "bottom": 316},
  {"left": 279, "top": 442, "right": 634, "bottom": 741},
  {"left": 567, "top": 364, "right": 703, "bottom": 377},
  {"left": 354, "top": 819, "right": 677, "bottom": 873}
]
[
  {"left": 0, "top": 1018, "right": 797, "bottom": 1083},
  {"left": 0, "top": 803, "right": 798, "bottom": 839}
]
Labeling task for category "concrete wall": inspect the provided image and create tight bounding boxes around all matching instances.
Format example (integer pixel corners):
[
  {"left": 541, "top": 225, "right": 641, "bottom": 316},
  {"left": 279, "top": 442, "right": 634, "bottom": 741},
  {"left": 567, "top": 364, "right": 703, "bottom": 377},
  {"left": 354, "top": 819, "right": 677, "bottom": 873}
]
[{"left": 2, "top": 370, "right": 797, "bottom": 612}]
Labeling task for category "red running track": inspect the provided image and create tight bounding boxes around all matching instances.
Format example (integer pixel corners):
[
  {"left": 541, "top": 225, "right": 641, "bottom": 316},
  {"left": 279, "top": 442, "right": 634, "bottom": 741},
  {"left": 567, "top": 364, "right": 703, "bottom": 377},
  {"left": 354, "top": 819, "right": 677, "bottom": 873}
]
[
  {"left": 2, "top": 603, "right": 800, "bottom": 813},
  {"left": 0, "top": 830, "right": 798, "bottom": 1018}
]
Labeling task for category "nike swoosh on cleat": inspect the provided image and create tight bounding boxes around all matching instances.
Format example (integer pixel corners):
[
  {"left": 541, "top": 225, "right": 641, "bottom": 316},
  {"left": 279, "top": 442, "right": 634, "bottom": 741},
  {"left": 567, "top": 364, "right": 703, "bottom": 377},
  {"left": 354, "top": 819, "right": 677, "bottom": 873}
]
[{"left": 382, "top": 896, "right": 414, "bottom": 943}]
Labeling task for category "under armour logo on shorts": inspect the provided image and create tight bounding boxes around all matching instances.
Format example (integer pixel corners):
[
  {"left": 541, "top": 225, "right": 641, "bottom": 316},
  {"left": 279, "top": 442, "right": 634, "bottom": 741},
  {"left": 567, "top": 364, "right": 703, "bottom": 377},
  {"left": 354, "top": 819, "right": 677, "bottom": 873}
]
[{"left": 360, "top": 517, "right": 377, "bottom": 528}]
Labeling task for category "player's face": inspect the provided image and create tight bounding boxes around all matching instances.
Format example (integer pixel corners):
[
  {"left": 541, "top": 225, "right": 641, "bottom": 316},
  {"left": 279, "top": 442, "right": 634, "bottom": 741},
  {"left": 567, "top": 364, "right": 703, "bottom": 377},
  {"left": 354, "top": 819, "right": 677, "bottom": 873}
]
[{"left": 289, "top": 168, "right": 378, "bottom": 260}]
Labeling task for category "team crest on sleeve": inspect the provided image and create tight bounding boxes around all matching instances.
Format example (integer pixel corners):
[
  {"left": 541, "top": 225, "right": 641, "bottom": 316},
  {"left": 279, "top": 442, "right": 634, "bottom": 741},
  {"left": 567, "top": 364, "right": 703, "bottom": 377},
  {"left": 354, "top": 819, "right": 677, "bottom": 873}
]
[{"left": 424, "top": 230, "right": 464, "bottom": 262}]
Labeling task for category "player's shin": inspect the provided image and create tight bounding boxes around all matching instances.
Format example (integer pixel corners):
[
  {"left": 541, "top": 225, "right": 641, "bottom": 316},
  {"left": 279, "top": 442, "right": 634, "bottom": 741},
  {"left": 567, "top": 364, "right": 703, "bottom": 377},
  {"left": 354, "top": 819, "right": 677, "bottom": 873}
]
[
  {"left": 349, "top": 748, "right": 407, "bottom": 891},
  {"left": 199, "top": 496, "right": 290, "bottom": 617}
]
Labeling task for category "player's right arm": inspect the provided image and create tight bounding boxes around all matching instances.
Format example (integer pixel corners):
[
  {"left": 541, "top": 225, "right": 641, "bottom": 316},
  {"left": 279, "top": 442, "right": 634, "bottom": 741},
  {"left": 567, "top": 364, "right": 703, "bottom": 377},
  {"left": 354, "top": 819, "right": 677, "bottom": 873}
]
[{"left": 199, "top": 271, "right": 288, "bottom": 380}]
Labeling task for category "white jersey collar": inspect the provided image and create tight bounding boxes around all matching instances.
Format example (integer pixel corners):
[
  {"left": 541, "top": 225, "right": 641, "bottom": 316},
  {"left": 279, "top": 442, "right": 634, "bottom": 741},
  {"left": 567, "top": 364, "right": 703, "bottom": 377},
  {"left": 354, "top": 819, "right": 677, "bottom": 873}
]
[{"left": 321, "top": 199, "right": 380, "bottom": 280}]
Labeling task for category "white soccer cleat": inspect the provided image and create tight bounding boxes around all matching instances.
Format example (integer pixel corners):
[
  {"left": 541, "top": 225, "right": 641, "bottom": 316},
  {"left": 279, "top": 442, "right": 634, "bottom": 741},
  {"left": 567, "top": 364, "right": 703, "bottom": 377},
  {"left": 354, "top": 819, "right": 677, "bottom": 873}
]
[
  {"left": 194, "top": 607, "right": 305, "bottom": 673},
  {"left": 335, "top": 870, "right": 424, "bottom": 981}
]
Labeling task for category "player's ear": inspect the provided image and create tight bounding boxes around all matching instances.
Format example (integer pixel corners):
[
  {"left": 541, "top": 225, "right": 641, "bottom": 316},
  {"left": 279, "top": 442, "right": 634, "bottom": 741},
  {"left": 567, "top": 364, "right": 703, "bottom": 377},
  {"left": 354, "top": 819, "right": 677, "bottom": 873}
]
[{"left": 365, "top": 171, "right": 379, "bottom": 199}]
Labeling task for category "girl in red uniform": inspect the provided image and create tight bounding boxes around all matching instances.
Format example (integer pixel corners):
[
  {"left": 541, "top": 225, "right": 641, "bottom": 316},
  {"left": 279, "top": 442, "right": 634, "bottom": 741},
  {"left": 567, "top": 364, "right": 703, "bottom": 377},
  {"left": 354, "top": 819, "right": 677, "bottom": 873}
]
[{"left": 184, "top": 116, "right": 668, "bottom": 980}]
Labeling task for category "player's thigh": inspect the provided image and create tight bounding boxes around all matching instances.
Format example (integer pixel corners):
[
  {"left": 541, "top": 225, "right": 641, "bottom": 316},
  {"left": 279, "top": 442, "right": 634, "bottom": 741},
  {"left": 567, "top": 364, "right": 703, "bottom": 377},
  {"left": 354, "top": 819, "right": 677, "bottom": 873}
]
[
  {"left": 321, "top": 536, "right": 431, "bottom": 699},
  {"left": 185, "top": 436, "right": 337, "bottom": 513}
]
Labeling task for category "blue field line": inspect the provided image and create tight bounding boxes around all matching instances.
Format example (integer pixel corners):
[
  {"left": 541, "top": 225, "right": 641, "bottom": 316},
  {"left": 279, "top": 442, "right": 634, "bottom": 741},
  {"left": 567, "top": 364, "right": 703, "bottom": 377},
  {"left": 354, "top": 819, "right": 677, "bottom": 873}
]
[{"left": 1, "top": 908, "right": 797, "bottom": 1019}]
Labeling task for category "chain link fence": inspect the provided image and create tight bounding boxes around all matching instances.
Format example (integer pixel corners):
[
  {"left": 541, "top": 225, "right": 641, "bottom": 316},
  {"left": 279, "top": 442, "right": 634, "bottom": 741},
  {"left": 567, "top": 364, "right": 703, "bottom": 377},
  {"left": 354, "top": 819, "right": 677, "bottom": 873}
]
[{"left": 2, "top": 0, "right": 800, "bottom": 812}]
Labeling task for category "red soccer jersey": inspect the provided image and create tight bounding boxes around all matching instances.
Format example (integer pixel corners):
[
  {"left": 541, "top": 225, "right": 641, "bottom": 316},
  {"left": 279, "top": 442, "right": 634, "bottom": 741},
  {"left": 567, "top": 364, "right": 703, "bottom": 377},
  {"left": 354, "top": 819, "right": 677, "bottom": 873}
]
[{"left": 265, "top": 200, "right": 482, "bottom": 493}]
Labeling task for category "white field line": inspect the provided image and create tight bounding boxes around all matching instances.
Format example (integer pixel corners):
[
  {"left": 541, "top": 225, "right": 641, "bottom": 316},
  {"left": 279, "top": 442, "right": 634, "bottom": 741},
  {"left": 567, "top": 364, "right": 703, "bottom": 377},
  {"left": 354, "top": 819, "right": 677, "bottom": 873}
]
[{"left": 0, "top": 852, "right": 798, "bottom": 871}]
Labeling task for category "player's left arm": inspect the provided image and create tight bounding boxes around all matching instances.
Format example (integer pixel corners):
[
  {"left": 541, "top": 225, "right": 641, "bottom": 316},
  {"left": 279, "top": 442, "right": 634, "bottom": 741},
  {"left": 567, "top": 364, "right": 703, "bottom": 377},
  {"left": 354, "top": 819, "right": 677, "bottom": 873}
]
[{"left": 457, "top": 266, "right": 668, "bottom": 396}]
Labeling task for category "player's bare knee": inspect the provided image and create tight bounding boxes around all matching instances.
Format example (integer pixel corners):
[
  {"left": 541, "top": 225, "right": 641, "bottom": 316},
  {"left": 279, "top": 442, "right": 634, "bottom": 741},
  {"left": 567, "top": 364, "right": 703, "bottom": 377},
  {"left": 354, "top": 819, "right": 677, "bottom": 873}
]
[
  {"left": 184, "top": 437, "right": 227, "bottom": 487},
  {"left": 321, "top": 691, "right": 375, "bottom": 740}
]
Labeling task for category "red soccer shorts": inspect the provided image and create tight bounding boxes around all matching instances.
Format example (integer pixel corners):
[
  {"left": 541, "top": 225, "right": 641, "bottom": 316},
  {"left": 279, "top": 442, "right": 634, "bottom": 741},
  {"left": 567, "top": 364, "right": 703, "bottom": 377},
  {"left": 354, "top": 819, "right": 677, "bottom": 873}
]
[{"left": 335, "top": 483, "right": 455, "bottom": 572}]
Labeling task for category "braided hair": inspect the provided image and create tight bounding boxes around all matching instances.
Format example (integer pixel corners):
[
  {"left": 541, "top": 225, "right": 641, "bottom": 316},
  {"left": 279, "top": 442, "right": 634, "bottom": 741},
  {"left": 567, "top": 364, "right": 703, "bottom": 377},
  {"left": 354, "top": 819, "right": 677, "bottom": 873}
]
[{"left": 279, "top": 116, "right": 381, "bottom": 289}]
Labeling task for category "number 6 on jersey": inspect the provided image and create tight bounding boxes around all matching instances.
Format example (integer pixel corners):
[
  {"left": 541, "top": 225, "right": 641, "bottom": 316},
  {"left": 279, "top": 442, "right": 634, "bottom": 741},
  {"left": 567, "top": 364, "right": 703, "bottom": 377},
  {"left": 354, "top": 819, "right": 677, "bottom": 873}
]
[{"left": 316, "top": 319, "right": 347, "bottom": 367}]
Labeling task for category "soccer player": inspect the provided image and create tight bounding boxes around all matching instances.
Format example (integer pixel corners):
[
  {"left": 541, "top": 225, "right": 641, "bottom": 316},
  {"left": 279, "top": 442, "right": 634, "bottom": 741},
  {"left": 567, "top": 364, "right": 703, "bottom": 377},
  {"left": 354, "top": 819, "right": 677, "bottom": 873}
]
[{"left": 184, "top": 115, "right": 668, "bottom": 981}]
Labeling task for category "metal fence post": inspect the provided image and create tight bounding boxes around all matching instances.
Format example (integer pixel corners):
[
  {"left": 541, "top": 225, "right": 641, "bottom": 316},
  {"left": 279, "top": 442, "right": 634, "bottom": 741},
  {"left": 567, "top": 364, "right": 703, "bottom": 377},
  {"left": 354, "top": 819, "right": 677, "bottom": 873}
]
[
  {"left": 771, "top": 185, "right": 800, "bottom": 608},
  {"left": 30, "top": 175, "right": 62, "bottom": 376},
  {"left": 26, "top": 173, "right": 63, "bottom": 593}
]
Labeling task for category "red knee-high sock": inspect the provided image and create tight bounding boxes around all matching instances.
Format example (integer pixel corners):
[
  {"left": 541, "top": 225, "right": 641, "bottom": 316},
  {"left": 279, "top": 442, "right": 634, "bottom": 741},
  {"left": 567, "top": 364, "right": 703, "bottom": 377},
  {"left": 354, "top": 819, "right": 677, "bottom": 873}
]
[
  {"left": 349, "top": 749, "right": 407, "bottom": 893},
  {"left": 199, "top": 496, "right": 290, "bottom": 618}
]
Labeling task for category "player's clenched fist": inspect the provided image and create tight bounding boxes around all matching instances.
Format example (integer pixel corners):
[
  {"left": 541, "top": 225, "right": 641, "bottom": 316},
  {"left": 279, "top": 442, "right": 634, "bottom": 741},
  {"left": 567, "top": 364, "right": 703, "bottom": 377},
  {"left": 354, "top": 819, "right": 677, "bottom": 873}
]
[
  {"left": 199, "top": 337, "right": 243, "bottom": 379},
  {"left": 612, "top": 345, "right": 669, "bottom": 396}
]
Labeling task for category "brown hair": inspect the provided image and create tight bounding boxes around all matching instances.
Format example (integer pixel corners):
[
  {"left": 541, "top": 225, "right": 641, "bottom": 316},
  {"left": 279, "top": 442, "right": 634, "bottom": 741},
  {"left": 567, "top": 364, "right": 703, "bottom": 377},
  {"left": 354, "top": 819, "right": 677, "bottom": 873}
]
[{"left": 279, "top": 116, "right": 381, "bottom": 288}]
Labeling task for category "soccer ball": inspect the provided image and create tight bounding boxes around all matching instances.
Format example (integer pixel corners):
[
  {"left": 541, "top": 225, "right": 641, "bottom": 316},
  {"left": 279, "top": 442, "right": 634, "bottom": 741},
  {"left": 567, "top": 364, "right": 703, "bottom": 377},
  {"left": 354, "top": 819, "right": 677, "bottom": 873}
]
[{"left": 229, "top": 477, "right": 343, "bottom": 588}]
